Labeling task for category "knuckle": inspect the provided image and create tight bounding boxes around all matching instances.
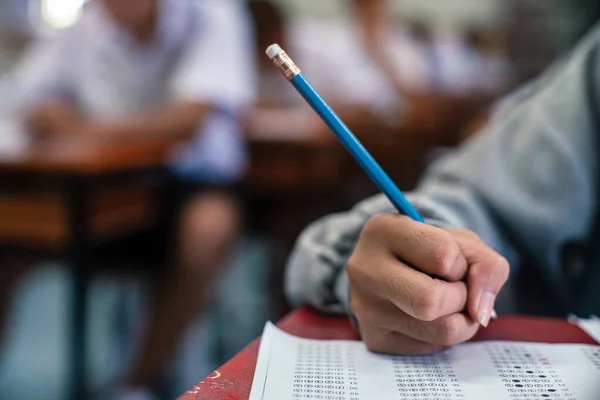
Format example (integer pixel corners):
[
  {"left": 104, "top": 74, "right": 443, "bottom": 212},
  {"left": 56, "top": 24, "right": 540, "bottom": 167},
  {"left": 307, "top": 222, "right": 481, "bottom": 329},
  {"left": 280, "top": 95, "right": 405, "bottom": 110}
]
[
  {"left": 494, "top": 255, "right": 511, "bottom": 282},
  {"left": 363, "top": 334, "right": 386, "bottom": 354},
  {"left": 346, "top": 253, "right": 369, "bottom": 286},
  {"left": 432, "top": 233, "right": 460, "bottom": 276},
  {"left": 435, "top": 317, "right": 462, "bottom": 346},
  {"left": 457, "top": 229, "right": 481, "bottom": 241},
  {"left": 412, "top": 280, "right": 443, "bottom": 321},
  {"left": 364, "top": 333, "right": 407, "bottom": 356},
  {"left": 349, "top": 294, "right": 366, "bottom": 318},
  {"left": 346, "top": 253, "right": 361, "bottom": 278},
  {"left": 363, "top": 213, "right": 391, "bottom": 236}
]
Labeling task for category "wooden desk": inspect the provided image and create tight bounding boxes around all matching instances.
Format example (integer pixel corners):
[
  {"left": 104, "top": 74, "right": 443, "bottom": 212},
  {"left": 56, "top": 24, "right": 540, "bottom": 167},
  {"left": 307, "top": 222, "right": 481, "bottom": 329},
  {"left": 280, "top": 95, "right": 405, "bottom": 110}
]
[
  {"left": 178, "top": 308, "right": 597, "bottom": 400},
  {"left": 0, "top": 134, "right": 347, "bottom": 398},
  {"left": 0, "top": 138, "right": 177, "bottom": 400},
  {"left": 241, "top": 134, "right": 347, "bottom": 317},
  {"left": 242, "top": 133, "right": 343, "bottom": 197},
  {"left": 0, "top": 139, "right": 176, "bottom": 247}
]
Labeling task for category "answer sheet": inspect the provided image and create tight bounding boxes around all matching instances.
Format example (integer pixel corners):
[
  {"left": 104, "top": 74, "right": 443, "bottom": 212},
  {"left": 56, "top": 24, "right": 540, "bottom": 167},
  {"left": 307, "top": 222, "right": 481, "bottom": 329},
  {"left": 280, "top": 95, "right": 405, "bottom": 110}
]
[{"left": 250, "top": 322, "right": 600, "bottom": 400}]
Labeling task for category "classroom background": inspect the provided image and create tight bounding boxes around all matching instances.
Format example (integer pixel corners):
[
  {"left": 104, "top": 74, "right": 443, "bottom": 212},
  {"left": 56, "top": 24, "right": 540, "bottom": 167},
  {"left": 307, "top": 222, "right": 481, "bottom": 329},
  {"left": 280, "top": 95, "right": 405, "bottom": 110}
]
[{"left": 0, "top": 0, "right": 599, "bottom": 399}]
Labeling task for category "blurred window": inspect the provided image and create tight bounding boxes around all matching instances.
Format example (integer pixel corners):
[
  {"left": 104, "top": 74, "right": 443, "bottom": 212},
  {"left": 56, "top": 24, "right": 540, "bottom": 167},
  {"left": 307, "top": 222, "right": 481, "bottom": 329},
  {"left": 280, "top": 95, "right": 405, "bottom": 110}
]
[{"left": 40, "top": 0, "right": 86, "bottom": 29}]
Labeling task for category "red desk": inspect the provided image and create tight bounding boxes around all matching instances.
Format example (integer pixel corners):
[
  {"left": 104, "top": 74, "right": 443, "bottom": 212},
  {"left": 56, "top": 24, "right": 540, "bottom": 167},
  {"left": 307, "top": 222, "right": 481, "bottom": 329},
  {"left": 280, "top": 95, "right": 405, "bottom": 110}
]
[{"left": 177, "top": 308, "right": 596, "bottom": 400}]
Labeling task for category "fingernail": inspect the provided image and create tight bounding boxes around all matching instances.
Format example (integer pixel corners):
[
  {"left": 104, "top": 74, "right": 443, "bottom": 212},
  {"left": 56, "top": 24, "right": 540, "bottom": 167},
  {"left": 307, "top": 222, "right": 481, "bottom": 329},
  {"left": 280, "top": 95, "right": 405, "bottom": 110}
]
[
  {"left": 477, "top": 291, "right": 496, "bottom": 327},
  {"left": 491, "top": 309, "right": 498, "bottom": 320}
]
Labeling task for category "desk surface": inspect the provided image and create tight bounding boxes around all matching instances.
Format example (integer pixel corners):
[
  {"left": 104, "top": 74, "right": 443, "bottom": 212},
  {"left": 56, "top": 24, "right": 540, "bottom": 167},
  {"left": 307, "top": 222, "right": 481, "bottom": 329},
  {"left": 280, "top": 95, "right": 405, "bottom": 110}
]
[
  {"left": 178, "top": 308, "right": 597, "bottom": 400},
  {"left": 0, "top": 138, "right": 178, "bottom": 175},
  {"left": 0, "top": 134, "right": 341, "bottom": 177}
]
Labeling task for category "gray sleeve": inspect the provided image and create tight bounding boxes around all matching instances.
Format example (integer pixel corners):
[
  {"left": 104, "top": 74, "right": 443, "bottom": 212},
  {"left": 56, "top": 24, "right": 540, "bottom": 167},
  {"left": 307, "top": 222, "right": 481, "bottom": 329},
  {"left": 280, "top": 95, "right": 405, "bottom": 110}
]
[
  {"left": 284, "top": 23, "right": 600, "bottom": 315},
  {"left": 284, "top": 195, "right": 396, "bottom": 314}
]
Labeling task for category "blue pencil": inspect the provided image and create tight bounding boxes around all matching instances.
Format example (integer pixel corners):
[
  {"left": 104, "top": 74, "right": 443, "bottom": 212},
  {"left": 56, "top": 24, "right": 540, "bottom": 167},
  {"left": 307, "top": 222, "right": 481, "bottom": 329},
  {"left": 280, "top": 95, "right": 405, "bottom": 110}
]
[{"left": 266, "top": 44, "right": 425, "bottom": 223}]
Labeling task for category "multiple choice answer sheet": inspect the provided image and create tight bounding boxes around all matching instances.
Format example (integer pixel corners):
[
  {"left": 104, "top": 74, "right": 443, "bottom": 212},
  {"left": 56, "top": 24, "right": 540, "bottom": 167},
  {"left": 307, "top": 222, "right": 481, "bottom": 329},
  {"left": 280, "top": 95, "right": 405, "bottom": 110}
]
[{"left": 250, "top": 322, "right": 600, "bottom": 400}]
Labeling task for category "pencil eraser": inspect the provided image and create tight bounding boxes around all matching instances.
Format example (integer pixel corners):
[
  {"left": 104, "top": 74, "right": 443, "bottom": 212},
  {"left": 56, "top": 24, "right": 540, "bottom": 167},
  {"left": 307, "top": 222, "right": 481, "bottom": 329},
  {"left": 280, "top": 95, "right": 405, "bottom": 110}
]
[{"left": 266, "top": 44, "right": 282, "bottom": 59}]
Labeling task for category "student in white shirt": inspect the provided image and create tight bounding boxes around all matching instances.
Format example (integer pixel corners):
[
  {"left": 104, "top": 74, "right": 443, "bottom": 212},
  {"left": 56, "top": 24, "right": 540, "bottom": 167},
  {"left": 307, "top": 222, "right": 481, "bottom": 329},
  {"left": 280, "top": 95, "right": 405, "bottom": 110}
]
[
  {"left": 247, "top": 0, "right": 402, "bottom": 139},
  {"left": 464, "top": 28, "right": 515, "bottom": 95},
  {"left": 12, "top": 0, "right": 256, "bottom": 398}
]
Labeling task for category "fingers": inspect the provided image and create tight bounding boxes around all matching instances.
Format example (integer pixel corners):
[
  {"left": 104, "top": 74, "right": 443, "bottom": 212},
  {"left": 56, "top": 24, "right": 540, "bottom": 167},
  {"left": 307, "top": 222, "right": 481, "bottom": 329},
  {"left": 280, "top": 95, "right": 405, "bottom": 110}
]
[
  {"left": 348, "top": 253, "right": 468, "bottom": 321},
  {"left": 384, "top": 265, "right": 468, "bottom": 321},
  {"left": 362, "top": 214, "right": 468, "bottom": 282},
  {"left": 349, "top": 215, "right": 510, "bottom": 358},
  {"left": 24, "top": 101, "right": 81, "bottom": 137},
  {"left": 452, "top": 234, "right": 510, "bottom": 327},
  {"left": 400, "top": 311, "right": 479, "bottom": 347},
  {"left": 360, "top": 325, "right": 444, "bottom": 355},
  {"left": 354, "top": 297, "right": 480, "bottom": 349}
]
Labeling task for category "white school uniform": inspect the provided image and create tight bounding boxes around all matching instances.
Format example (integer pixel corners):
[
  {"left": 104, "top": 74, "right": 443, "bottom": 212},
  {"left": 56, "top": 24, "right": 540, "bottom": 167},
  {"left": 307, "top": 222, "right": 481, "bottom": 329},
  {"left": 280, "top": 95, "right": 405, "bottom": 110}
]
[
  {"left": 289, "top": 17, "right": 399, "bottom": 109},
  {"left": 12, "top": 0, "right": 257, "bottom": 184},
  {"left": 258, "top": 15, "right": 402, "bottom": 118}
]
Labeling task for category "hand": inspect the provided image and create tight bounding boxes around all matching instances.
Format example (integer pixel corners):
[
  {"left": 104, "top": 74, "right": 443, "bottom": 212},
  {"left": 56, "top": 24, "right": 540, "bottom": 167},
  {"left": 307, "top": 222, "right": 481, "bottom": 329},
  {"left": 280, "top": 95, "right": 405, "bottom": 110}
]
[
  {"left": 25, "top": 100, "right": 83, "bottom": 138},
  {"left": 347, "top": 214, "right": 509, "bottom": 355}
]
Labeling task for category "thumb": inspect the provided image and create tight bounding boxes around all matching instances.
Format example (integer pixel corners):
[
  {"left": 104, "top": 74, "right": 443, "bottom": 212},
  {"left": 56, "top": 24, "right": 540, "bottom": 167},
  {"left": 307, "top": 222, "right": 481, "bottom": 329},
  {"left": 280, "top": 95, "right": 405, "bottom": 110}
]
[{"left": 455, "top": 236, "right": 510, "bottom": 327}]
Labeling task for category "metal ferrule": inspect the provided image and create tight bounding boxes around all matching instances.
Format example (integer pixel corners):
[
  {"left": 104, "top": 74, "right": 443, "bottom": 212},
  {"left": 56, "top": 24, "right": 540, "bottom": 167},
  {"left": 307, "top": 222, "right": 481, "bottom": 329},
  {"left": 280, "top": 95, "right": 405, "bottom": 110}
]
[{"left": 271, "top": 50, "right": 301, "bottom": 80}]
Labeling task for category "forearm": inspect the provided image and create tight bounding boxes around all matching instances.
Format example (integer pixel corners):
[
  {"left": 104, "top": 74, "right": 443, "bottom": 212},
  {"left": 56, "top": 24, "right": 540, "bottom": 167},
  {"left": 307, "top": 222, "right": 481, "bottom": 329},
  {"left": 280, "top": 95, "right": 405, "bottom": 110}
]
[{"left": 285, "top": 206, "right": 374, "bottom": 315}]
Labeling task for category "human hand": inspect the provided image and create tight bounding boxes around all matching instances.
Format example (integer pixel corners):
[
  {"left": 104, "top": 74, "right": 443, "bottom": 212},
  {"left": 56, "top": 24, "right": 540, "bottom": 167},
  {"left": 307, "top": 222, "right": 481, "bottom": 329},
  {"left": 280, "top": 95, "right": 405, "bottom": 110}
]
[
  {"left": 347, "top": 214, "right": 509, "bottom": 355},
  {"left": 25, "top": 100, "right": 83, "bottom": 139}
]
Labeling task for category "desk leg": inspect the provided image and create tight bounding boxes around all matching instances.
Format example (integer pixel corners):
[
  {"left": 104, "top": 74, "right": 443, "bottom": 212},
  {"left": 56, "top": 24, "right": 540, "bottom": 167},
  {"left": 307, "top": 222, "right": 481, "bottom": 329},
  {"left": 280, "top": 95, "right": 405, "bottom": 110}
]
[{"left": 66, "top": 182, "right": 90, "bottom": 400}]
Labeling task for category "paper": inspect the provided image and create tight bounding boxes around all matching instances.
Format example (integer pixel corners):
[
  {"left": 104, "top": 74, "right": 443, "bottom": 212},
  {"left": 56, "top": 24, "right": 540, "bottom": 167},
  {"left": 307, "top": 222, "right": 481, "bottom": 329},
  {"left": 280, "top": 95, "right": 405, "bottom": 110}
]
[
  {"left": 569, "top": 315, "right": 600, "bottom": 344},
  {"left": 250, "top": 322, "right": 600, "bottom": 400}
]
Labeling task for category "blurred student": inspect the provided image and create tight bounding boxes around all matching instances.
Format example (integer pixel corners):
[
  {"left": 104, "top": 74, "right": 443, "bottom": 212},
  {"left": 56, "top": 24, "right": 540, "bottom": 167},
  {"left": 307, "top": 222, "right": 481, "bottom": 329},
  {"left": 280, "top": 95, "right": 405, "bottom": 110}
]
[
  {"left": 387, "top": 21, "right": 505, "bottom": 96},
  {"left": 350, "top": 0, "right": 460, "bottom": 95},
  {"left": 246, "top": 0, "right": 402, "bottom": 139},
  {"left": 464, "top": 28, "right": 515, "bottom": 95},
  {"left": 383, "top": 20, "right": 441, "bottom": 93},
  {"left": 285, "top": 22, "right": 600, "bottom": 354},
  {"left": 12, "top": 0, "right": 255, "bottom": 398}
]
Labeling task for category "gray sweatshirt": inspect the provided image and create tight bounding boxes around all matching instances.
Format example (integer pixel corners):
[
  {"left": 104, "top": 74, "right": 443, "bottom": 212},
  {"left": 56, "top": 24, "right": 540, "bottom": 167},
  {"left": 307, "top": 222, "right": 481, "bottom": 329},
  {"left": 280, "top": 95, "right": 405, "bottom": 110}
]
[{"left": 284, "top": 22, "right": 600, "bottom": 317}]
